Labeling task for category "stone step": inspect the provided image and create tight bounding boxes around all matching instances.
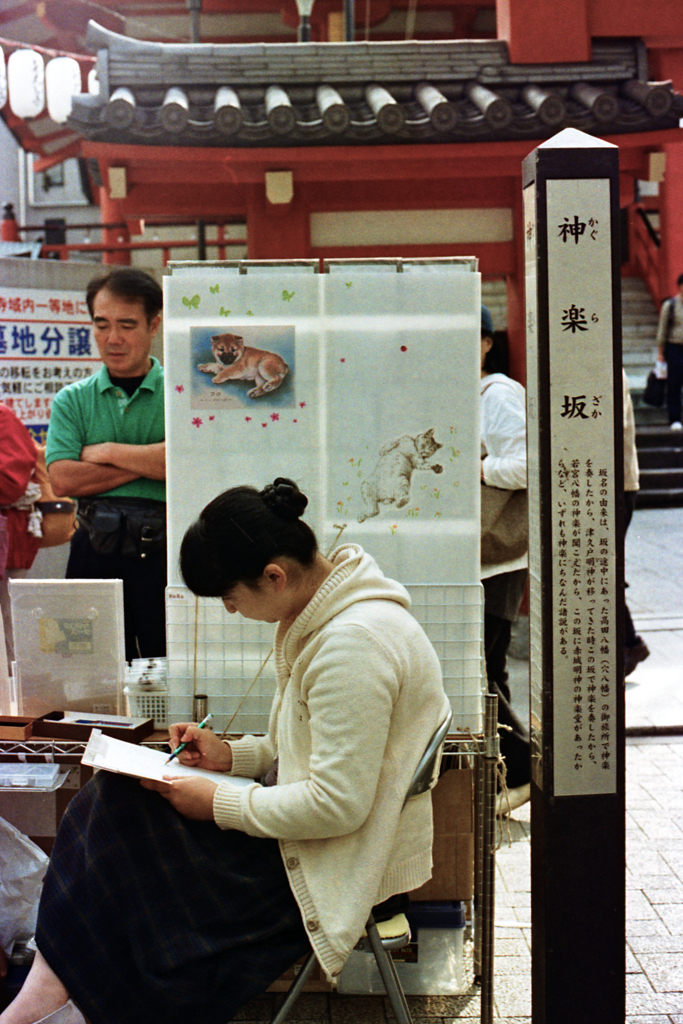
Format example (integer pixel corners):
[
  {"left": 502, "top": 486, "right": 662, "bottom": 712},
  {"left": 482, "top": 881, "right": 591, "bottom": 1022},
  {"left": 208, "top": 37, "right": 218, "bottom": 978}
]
[
  {"left": 639, "top": 466, "right": 683, "bottom": 490},
  {"left": 635, "top": 487, "right": 683, "bottom": 508},
  {"left": 622, "top": 328, "right": 658, "bottom": 342},
  {"left": 623, "top": 351, "right": 655, "bottom": 366},
  {"left": 634, "top": 406, "right": 668, "bottom": 427},
  {"left": 638, "top": 446, "right": 683, "bottom": 468},
  {"left": 636, "top": 424, "right": 683, "bottom": 447},
  {"left": 481, "top": 279, "right": 507, "bottom": 329}
]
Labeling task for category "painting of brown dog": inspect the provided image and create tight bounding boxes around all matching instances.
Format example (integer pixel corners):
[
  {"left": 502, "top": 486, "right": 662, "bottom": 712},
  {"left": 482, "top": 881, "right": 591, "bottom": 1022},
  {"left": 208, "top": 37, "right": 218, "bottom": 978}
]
[{"left": 198, "top": 332, "right": 289, "bottom": 398}]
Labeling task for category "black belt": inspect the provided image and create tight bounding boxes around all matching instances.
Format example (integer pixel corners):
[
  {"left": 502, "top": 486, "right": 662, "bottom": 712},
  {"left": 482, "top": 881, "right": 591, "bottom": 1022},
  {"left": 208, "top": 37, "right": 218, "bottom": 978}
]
[{"left": 37, "top": 500, "right": 75, "bottom": 514}]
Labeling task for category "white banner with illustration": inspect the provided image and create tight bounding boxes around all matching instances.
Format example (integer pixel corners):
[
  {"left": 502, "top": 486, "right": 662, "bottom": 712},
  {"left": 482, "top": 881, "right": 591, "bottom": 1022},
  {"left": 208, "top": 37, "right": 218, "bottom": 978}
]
[{"left": 163, "top": 259, "right": 484, "bottom": 732}]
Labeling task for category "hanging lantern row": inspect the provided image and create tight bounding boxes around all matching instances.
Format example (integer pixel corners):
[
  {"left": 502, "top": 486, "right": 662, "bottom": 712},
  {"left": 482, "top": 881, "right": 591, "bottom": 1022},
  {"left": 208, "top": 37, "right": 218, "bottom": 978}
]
[{"left": 0, "top": 47, "right": 95, "bottom": 123}]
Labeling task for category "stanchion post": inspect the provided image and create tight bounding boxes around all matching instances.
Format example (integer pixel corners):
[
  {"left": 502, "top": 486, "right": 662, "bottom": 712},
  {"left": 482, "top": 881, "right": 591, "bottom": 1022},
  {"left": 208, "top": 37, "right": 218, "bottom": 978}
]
[{"left": 477, "top": 693, "right": 498, "bottom": 1024}]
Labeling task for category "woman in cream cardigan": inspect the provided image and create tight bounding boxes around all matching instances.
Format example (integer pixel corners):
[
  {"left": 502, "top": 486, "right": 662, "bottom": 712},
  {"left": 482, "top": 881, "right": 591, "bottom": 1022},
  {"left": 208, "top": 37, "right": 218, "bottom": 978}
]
[{"left": 4, "top": 477, "right": 450, "bottom": 1024}]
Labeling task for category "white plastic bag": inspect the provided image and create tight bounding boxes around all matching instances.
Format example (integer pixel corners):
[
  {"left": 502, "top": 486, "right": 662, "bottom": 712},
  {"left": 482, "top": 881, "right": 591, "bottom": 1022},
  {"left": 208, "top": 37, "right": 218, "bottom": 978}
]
[
  {"left": 655, "top": 358, "right": 668, "bottom": 380},
  {"left": 0, "top": 815, "right": 49, "bottom": 956}
]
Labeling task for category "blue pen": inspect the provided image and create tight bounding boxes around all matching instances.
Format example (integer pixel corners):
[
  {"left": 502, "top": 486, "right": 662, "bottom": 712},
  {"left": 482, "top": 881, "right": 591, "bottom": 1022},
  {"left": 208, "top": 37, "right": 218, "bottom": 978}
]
[{"left": 165, "top": 712, "right": 213, "bottom": 764}]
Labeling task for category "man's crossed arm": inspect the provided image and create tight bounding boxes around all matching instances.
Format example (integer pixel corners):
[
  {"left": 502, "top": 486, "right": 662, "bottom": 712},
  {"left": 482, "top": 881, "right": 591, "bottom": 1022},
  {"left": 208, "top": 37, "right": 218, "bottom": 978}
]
[{"left": 48, "top": 442, "right": 166, "bottom": 498}]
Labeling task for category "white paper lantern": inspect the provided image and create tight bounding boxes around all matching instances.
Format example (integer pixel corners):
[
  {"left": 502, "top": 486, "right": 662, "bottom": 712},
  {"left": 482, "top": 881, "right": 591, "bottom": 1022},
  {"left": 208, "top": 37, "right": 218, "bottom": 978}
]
[
  {"left": 88, "top": 67, "right": 100, "bottom": 96},
  {"left": 7, "top": 49, "right": 45, "bottom": 118},
  {"left": 46, "top": 56, "right": 81, "bottom": 123},
  {"left": 0, "top": 51, "right": 7, "bottom": 109}
]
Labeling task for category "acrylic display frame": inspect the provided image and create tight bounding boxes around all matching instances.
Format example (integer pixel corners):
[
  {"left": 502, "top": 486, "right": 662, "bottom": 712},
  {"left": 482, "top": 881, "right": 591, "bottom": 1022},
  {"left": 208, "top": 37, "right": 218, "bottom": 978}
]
[{"left": 10, "top": 578, "right": 126, "bottom": 718}]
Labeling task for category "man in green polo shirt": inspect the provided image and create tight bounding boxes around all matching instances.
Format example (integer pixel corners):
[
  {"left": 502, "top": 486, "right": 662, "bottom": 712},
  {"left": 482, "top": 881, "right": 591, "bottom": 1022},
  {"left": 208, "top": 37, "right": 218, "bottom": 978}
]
[{"left": 46, "top": 268, "right": 166, "bottom": 661}]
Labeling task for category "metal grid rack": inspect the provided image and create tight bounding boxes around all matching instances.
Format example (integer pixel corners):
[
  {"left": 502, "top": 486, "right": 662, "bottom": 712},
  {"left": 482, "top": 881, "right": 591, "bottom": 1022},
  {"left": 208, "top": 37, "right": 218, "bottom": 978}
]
[
  {"left": 0, "top": 696, "right": 499, "bottom": 1024},
  {"left": 165, "top": 584, "right": 485, "bottom": 735}
]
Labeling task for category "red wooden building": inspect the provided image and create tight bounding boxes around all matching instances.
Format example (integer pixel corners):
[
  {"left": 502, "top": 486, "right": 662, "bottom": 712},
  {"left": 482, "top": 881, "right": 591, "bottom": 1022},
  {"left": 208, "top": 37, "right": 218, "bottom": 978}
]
[{"left": 2, "top": 0, "right": 683, "bottom": 379}]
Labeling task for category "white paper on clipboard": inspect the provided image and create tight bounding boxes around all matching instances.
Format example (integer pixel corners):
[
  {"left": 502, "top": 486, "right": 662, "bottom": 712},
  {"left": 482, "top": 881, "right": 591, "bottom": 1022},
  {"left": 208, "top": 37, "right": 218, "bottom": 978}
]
[{"left": 82, "top": 729, "right": 256, "bottom": 788}]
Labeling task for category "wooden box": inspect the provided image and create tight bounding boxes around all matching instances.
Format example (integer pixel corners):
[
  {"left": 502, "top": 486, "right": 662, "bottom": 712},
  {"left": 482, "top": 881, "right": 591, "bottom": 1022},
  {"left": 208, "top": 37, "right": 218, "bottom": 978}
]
[
  {"left": 32, "top": 712, "right": 154, "bottom": 743},
  {"left": 0, "top": 717, "right": 34, "bottom": 740}
]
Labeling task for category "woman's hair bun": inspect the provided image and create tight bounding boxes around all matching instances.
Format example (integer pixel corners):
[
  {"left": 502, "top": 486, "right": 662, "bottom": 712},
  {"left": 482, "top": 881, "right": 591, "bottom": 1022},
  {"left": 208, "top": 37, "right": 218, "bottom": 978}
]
[{"left": 260, "top": 477, "right": 308, "bottom": 520}]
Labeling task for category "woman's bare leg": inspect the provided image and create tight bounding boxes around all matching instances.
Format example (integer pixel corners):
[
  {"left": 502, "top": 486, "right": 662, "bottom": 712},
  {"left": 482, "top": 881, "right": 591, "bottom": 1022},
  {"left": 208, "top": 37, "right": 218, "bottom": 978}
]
[{"left": 0, "top": 949, "right": 71, "bottom": 1024}]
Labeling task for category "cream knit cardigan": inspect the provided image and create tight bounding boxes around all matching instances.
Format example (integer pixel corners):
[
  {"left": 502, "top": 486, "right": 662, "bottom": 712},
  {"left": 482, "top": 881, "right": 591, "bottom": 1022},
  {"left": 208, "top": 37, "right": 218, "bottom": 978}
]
[{"left": 212, "top": 543, "right": 451, "bottom": 981}]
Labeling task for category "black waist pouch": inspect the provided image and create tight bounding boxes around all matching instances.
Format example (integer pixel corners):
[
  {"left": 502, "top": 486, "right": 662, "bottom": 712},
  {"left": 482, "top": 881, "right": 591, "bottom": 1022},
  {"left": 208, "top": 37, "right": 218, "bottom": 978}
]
[{"left": 77, "top": 497, "right": 166, "bottom": 559}]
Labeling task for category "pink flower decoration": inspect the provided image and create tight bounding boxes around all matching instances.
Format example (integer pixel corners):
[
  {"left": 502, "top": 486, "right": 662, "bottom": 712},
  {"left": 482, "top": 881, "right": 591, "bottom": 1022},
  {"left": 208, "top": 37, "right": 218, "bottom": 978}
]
[
  {"left": 340, "top": 358, "right": 346, "bottom": 363},
  {"left": 299, "top": 401, "right": 306, "bottom": 408},
  {"left": 209, "top": 415, "right": 215, "bottom": 421},
  {"left": 270, "top": 413, "right": 280, "bottom": 421},
  {"left": 192, "top": 417, "right": 202, "bottom": 427},
  {"left": 245, "top": 416, "right": 252, "bottom": 422},
  {"left": 175, "top": 384, "right": 185, "bottom": 393},
  {"left": 262, "top": 422, "right": 267, "bottom": 427}
]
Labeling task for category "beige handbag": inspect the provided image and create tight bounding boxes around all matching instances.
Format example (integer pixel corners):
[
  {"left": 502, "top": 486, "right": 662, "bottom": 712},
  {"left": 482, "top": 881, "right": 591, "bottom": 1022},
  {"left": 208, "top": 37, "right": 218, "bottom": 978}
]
[
  {"left": 480, "top": 483, "right": 528, "bottom": 567},
  {"left": 32, "top": 444, "right": 77, "bottom": 548}
]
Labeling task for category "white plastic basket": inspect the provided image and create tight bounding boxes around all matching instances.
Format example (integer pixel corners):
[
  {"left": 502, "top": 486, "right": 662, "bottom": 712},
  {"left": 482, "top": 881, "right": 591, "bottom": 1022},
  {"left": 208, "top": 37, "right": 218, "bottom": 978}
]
[{"left": 123, "top": 685, "right": 168, "bottom": 730}]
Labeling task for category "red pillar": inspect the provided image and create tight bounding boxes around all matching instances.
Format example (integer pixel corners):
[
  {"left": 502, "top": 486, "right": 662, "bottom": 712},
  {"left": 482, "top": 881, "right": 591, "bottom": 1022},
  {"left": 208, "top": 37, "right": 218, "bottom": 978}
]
[
  {"left": 506, "top": 185, "right": 526, "bottom": 385},
  {"left": 659, "top": 141, "right": 683, "bottom": 298},
  {"left": 98, "top": 186, "right": 131, "bottom": 265},
  {"left": 496, "top": 0, "right": 590, "bottom": 63},
  {"left": 246, "top": 182, "right": 310, "bottom": 259},
  {"left": 1, "top": 202, "right": 20, "bottom": 242}
]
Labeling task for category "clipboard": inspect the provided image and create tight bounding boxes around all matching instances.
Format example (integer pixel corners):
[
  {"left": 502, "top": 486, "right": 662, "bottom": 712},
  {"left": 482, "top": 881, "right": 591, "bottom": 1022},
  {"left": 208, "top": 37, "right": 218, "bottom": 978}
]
[{"left": 81, "top": 729, "right": 255, "bottom": 788}]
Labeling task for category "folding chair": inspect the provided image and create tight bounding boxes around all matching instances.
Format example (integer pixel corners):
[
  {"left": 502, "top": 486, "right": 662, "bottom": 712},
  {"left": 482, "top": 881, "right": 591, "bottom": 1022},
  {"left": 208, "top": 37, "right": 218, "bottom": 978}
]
[{"left": 272, "top": 707, "right": 454, "bottom": 1024}]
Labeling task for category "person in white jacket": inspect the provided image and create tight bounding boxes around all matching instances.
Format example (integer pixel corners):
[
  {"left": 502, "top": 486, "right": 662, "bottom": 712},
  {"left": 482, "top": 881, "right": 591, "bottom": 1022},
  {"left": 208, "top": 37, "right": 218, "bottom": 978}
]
[
  {"left": 7, "top": 477, "right": 450, "bottom": 1024},
  {"left": 480, "top": 307, "right": 530, "bottom": 814}
]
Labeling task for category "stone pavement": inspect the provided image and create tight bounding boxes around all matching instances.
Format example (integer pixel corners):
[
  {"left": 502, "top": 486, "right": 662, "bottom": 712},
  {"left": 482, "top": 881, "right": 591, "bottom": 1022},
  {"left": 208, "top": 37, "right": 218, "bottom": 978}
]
[{"left": 234, "top": 505, "right": 683, "bottom": 1022}]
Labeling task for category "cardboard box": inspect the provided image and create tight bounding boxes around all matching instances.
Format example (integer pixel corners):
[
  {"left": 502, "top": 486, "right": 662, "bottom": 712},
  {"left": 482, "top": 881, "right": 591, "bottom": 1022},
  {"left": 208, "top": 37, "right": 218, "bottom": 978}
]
[
  {"left": 0, "top": 758, "right": 93, "bottom": 855},
  {"left": 32, "top": 711, "right": 155, "bottom": 743},
  {"left": 411, "top": 767, "right": 474, "bottom": 902},
  {"left": 0, "top": 717, "right": 34, "bottom": 740}
]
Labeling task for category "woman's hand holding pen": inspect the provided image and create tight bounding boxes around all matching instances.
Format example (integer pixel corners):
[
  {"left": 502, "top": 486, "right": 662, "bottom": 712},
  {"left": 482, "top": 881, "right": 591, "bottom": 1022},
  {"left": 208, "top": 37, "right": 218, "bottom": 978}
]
[
  {"left": 167, "top": 721, "right": 233, "bottom": 773},
  {"left": 140, "top": 721, "right": 234, "bottom": 821}
]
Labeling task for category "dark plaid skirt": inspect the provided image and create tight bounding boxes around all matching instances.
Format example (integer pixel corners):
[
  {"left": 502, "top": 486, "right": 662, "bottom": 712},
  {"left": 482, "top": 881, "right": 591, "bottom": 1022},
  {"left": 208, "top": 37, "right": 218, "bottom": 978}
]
[{"left": 36, "top": 773, "right": 309, "bottom": 1024}]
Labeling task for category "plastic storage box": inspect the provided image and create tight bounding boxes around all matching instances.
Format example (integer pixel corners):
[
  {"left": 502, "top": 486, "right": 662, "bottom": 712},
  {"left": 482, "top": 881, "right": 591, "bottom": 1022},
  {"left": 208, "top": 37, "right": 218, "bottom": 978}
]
[
  {"left": 337, "top": 901, "right": 466, "bottom": 996},
  {"left": 0, "top": 763, "right": 62, "bottom": 789}
]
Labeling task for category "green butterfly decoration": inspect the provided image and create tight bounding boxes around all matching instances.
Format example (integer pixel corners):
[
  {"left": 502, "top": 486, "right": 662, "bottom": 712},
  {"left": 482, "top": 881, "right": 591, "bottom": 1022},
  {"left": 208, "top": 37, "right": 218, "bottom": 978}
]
[
  {"left": 182, "top": 294, "right": 200, "bottom": 309},
  {"left": 219, "top": 306, "right": 231, "bottom": 317},
  {"left": 282, "top": 289, "right": 295, "bottom": 302},
  {"left": 210, "top": 284, "right": 220, "bottom": 294}
]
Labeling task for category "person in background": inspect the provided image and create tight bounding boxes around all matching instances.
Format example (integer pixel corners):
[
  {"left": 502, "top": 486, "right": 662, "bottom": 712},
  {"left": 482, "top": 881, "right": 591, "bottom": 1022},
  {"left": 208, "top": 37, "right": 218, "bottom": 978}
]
[
  {"left": 46, "top": 268, "right": 166, "bottom": 662},
  {"left": 656, "top": 272, "right": 683, "bottom": 430},
  {"left": 0, "top": 404, "right": 41, "bottom": 673},
  {"left": 1, "top": 477, "right": 450, "bottom": 1024},
  {"left": 480, "top": 307, "right": 531, "bottom": 815},
  {"left": 623, "top": 369, "right": 650, "bottom": 678}
]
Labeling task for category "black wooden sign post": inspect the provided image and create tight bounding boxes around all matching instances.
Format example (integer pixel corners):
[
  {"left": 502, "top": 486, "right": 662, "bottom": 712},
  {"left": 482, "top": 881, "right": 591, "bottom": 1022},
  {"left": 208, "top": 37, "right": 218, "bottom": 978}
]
[{"left": 522, "top": 128, "right": 626, "bottom": 1023}]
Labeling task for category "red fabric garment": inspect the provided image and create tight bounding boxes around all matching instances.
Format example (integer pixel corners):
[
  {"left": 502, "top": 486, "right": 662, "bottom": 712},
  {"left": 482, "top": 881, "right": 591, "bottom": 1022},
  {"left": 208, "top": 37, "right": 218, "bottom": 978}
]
[
  {"left": 5, "top": 508, "right": 40, "bottom": 570},
  {"left": 0, "top": 404, "right": 37, "bottom": 504},
  {"left": 0, "top": 404, "right": 40, "bottom": 572}
]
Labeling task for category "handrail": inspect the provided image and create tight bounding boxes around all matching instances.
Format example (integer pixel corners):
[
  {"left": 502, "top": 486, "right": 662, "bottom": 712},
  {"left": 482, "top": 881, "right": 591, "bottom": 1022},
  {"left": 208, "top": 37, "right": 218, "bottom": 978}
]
[
  {"left": 635, "top": 205, "right": 660, "bottom": 248},
  {"left": 631, "top": 203, "right": 662, "bottom": 307}
]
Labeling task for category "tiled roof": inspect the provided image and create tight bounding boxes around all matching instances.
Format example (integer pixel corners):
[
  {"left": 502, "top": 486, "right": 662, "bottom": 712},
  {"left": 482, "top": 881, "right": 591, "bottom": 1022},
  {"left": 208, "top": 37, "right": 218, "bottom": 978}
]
[{"left": 68, "top": 22, "right": 683, "bottom": 148}]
